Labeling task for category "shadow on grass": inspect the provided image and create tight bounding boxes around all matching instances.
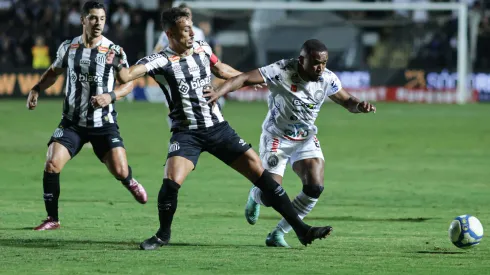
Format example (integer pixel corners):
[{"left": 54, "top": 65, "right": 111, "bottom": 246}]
[
  {"left": 258, "top": 215, "right": 435, "bottom": 223},
  {"left": 0, "top": 238, "right": 265, "bottom": 250},
  {"left": 415, "top": 251, "right": 465, "bottom": 255}
]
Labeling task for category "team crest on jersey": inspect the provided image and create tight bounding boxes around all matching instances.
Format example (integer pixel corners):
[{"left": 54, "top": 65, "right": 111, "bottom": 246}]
[
  {"left": 267, "top": 154, "right": 279, "bottom": 168},
  {"left": 95, "top": 54, "right": 106, "bottom": 65},
  {"left": 314, "top": 90, "right": 325, "bottom": 103},
  {"left": 70, "top": 44, "right": 79, "bottom": 49},
  {"left": 169, "top": 55, "right": 180, "bottom": 62},
  {"left": 97, "top": 46, "right": 109, "bottom": 53}
]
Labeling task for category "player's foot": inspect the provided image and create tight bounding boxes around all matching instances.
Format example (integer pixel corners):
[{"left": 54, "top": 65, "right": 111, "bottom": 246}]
[
  {"left": 265, "top": 229, "right": 290, "bottom": 248},
  {"left": 298, "top": 226, "right": 333, "bottom": 246},
  {"left": 245, "top": 187, "right": 260, "bottom": 225},
  {"left": 33, "top": 217, "right": 60, "bottom": 231},
  {"left": 125, "top": 178, "right": 148, "bottom": 204},
  {"left": 140, "top": 235, "right": 169, "bottom": 250}
]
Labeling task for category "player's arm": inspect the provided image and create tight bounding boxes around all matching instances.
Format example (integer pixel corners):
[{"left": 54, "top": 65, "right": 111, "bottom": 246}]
[
  {"left": 211, "top": 61, "right": 243, "bottom": 80},
  {"left": 27, "top": 41, "right": 69, "bottom": 110},
  {"left": 204, "top": 69, "right": 265, "bottom": 104},
  {"left": 114, "top": 65, "right": 147, "bottom": 84},
  {"left": 328, "top": 88, "right": 376, "bottom": 113}
]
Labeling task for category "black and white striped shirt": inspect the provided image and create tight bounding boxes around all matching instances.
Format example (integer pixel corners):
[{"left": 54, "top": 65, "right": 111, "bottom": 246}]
[
  {"left": 136, "top": 41, "right": 224, "bottom": 131},
  {"left": 53, "top": 36, "right": 129, "bottom": 128}
]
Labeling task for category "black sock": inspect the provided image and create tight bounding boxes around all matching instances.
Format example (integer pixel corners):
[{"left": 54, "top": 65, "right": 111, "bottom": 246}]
[
  {"left": 120, "top": 166, "right": 132, "bottom": 186},
  {"left": 156, "top": 178, "right": 180, "bottom": 240},
  {"left": 43, "top": 171, "right": 60, "bottom": 221},
  {"left": 254, "top": 170, "right": 310, "bottom": 236}
]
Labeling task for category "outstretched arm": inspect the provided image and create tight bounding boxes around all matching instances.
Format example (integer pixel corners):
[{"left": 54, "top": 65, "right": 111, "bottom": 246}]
[
  {"left": 211, "top": 61, "right": 243, "bottom": 80},
  {"left": 204, "top": 69, "right": 265, "bottom": 104},
  {"left": 26, "top": 66, "right": 64, "bottom": 110},
  {"left": 115, "top": 64, "right": 147, "bottom": 84},
  {"left": 328, "top": 88, "right": 376, "bottom": 113}
]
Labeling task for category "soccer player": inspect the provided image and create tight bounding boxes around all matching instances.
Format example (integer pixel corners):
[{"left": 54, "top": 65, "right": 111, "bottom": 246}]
[
  {"left": 25, "top": 1, "right": 147, "bottom": 231},
  {"left": 205, "top": 39, "right": 376, "bottom": 247},
  {"left": 112, "top": 8, "right": 333, "bottom": 250}
]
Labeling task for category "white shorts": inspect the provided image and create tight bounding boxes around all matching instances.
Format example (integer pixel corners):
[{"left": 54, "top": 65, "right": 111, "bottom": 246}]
[{"left": 259, "top": 132, "right": 324, "bottom": 177}]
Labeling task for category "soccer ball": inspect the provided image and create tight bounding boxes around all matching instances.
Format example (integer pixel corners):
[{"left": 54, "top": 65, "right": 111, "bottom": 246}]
[{"left": 448, "top": 215, "right": 484, "bottom": 249}]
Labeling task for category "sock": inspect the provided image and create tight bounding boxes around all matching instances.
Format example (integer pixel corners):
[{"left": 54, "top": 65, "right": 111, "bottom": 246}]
[
  {"left": 250, "top": 186, "right": 270, "bottom": 206},
  {"left": 156, "top": 178, "right": 180, "bottom": 240},
  {"left": 120, "top": 166, "right": 132, "bottom": 186},
  {"left": 43, "top": 171, "right": 60, "bottom": 221},
  {"left": 253, "top": 170, "right": 310, "bottom": 236},
  {"left": 276, "top": 191, "right": 319, "bottom": 234}
]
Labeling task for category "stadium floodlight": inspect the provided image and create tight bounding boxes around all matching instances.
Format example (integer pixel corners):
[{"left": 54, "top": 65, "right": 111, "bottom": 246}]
[{"left": 174, "top": 1, "right": 469, "bottom": 104}]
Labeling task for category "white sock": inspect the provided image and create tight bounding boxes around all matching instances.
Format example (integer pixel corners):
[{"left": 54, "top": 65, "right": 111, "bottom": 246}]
[
  {"left": 276, "top": 191, "right": 318, "bottom": 234},
  {"left": 250, "top": 186, "right": 266, "bottom": 206}
]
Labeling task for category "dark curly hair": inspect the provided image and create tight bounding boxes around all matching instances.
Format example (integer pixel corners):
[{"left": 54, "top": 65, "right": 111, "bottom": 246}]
[{"left": 161, "top": 7, "right": 190, "bottom": 31}]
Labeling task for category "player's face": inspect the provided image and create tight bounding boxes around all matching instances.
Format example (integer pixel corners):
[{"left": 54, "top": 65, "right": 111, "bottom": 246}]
[
  {"left": 82, "top": 8, "right": 106, "bottom": 38},
  {"left": 300, "top": 51, "right": 328, "bottom": 81},
  {"left": 168, "top": 17, "right": 194, "bottom": 50}
]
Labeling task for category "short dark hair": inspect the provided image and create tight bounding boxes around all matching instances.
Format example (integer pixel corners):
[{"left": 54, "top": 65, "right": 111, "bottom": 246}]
[
  {"left": 81, "top": 1, "right": 106, "bottom": 17},
  {"left": 178, "top": 3, "right": 189, "bottom": 9},
  {"left": 301, "top": 39, "right": 328, "bottom": 55},
  {"left": 161, "top": 7, "right": 190, "bottom": 31}
]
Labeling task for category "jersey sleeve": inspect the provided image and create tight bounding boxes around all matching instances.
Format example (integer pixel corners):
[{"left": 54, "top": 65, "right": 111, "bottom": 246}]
[
  {"left": 325, "top": 71, "right": 342, "bottom": 96},
  {"left": 196, "top": 40, "right": 218, "bottom": 66},
  {"left": 52, "top": 40, "right": 71, "bottom": 69},
  {"left": 135, "top": 53, "right": 169, "bottom": 76},
  {"left": 258, "top": 60, "right": 285, "bottom": 86}
]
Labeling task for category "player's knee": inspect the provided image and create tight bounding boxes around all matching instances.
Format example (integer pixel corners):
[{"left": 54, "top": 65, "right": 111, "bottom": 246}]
[
  {"left": 302, "top": 184, "right": 324, "bottom": 199},
  {"left": 44, "top": 159, "right": 62, "bottom": 173}
]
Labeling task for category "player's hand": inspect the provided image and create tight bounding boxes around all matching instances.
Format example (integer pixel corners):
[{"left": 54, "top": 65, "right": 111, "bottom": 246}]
[
  {"left": 26, "top": 90, "right": 39, "bottom": 110},
  {"left": 91, "top": 94, "right": 112, "bottom": 109},
  {"left": 203, "top": 85, "right": 221, "bottom": 104},
  {"left": 253, "top": 83, "right": 267, "bottom": 91},
  {"left": 357, "top": 101, "right": 376, "bottom": 113}
]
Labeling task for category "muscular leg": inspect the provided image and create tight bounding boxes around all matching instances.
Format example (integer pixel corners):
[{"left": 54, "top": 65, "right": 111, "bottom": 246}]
[
  {"left": 230, "top": 149, "right": 311, "bottom": 238},
  {"left": 155, "top": 156, "right": 194, "bottom": 242},
  {"left": 42, "top": 142, "right": 71, "bottom": 222},
  {"left": 103, "top": 147, "right": 147, "bottom": 204},
  {"left": 275, "top": 158, "right": 325, "bottom": 234}
]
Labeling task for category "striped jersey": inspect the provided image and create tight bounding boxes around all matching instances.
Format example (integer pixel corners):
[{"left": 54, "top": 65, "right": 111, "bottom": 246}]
[
  {"left": 136, "top": 41, "right": 224, "bottom": 131},
  {"left": 53, "top": 36, "right": 129, "bottom": 128}
]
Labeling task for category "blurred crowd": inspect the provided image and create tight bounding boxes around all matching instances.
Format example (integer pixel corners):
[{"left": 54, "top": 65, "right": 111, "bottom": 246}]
[{"left": 0, "top": 0, "right": 151, "bottom": 69}]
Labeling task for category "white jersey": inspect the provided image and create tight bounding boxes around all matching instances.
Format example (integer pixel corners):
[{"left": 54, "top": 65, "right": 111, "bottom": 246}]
[{"left": 258, "top": 59, "right": 342, "bottom": 141}]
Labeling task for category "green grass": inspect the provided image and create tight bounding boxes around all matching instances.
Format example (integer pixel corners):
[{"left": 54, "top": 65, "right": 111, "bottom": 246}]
[{"left": 0, "top": 99, "right": 489, "bottom": 274}]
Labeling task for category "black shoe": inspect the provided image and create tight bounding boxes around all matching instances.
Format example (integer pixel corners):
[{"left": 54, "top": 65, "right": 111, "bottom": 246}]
[
  {"left": 298, "top": 226, "right": 333, "bottom": 246},
  {"left": 140, "top": 235, "right": 169, "bottom": 250}
]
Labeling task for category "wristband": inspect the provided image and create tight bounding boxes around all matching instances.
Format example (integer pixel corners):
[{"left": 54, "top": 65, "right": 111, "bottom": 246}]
[
  {"left": 32, "top": 84, "right": 41, "bottom": 92},
  {"left": 109, "top": 91, "right": 117, "bottom": 103}
]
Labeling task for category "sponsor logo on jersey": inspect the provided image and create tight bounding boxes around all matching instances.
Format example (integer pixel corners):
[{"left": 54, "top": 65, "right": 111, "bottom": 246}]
[
  {"left": 70, "top": 43, "right": 79, "bottom": 49},
  {"left": 147, "top": 53, "right": 161, "bottom": 61},
  {"left": 190, "top": 76, "right": 211, "bottom": 90},
  {"left": 80, "top": 59, "right": 91, "bottom": 65},
  {"left": 178, "top": 79, "right": 190, "bottom": 94},
  {"left": 98, "top": 46, "right": 109, "bottom": 53},
  {"left": 69, "top": 69, "right": 77, "bottom": 82},
  {"left": 169, "top": 55, "right": 180, "bottom": 62},
  {"left": 291, "top": 84, "right": 297, "bottom": 92},
  {"left": 79, "top": 73, "right": 103, "bottom": 83}
]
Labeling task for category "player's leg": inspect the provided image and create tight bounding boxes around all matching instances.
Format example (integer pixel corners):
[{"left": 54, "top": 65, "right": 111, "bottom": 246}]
[
  {"left": 268, "top": 136, "right": 326, "bottom": 247},
  {"left": 91, "top": 129, "right": 148, "bottom": 204},
  {"left": 209, "top": 123, "right": 332, "bottom": 246},
  {"left": 245, "top": 134, "right": 288, "bottom": 225},
  {"left": 140, "top": 131, "right": 201, "bottom": 250},
  {"left": 35, "top": 125, "right": 84, "bottom": 230}
]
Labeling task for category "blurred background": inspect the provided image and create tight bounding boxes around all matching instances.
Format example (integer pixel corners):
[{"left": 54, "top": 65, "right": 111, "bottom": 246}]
[{"left": 1, "top": 0, "right": 489, "bottom": 103}]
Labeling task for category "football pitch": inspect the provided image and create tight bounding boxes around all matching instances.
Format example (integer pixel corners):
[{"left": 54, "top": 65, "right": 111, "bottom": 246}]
[{"left": 0, "top": 99, "right": 488, "bottom": 274}]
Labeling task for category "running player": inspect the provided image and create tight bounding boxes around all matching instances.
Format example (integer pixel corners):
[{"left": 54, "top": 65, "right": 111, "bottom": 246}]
[
  {"left": 26, "top": 1, "right": 147, "bottom": 231},
  {"left": 205, "top": 39, "right": 376, "bottom": 247}
]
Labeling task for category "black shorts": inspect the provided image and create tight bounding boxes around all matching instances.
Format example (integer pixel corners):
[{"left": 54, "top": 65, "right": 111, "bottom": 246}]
[
  {"left": 47, "top": 119, "right": 125, "bottom": 162},
  {"left": 167, "top": 121, "right": 252, "bottom": 167}
]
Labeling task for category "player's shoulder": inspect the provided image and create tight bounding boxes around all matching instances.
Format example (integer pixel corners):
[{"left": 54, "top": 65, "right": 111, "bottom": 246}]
[
  {"left": 193, "top": 40, "right": 212, "bottom": 55},
  {"left": 322, "top": 68, "right": 339, "bottom": 81},
  {"left": 136, "top": 51, "right": 170, "bottom": 65}
]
